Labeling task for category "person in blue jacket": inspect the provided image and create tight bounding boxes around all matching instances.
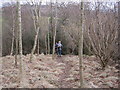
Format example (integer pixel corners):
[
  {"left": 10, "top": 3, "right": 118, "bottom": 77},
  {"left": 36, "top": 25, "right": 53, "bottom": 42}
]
[{"left": 57, "top": 41, "right": 63, "bottom": 56}]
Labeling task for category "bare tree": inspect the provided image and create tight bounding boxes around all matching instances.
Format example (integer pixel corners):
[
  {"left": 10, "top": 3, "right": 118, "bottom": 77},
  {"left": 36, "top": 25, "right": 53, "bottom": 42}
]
[
  {"left": 47, "top": 18, "right": 50, "bottom": 54},
  {"left": 10, "top": 5, "right": 15, "bottom": 56},
  {"left": 16, "top": 0, "right": 24, "bottom": 86},
  {"left": 78, "top": 1, "right": 84, "bottom": 88},
  {"left": 45, "top": 35, "right": 47, "bottom": 54},
  {"left": 84, "top": 2, "right": 118, "bottom": 69},
  {"left": 29, "top": 0, "right": 41, "bottom": 62},
  {"left": 15, "top": 3, "right": 19, "bottom": 66},
  {"left": 52, "top": 0, "right": 58, "bottom": 59},
  {"left": 118, "top": 1, "right": 120, "bottom": 60},
  {"left": 37, "top": 38, "right": 40, "bottom": 55}
]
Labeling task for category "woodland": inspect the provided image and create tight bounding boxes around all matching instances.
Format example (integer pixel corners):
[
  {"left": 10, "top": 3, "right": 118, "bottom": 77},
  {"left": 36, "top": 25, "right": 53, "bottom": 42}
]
[{"left": 0, "top": 0, "right": 119, "bottom": 88}]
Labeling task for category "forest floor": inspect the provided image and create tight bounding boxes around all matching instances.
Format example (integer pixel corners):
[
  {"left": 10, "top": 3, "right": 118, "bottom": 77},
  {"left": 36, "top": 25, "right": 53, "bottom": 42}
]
[{"left": 1, "top": 54, "right": 119, "bottom": 88}]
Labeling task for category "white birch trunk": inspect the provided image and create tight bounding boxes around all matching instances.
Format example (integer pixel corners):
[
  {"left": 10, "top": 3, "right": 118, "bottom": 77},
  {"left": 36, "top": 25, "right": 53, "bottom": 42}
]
[
  {"left": 17, "top": 1, "right": 26, "bottom": 87},
  {"left": 15, "top": 1, "right": 19, "bottom": 66},
  {"left": 45, "top": 35, "right": 47, "bottom": 54},
  {"left": 37, "top": 38, "right": 40, "bottom": 55},
  {"left": 30, "top": 27, "right": 40, "bottom": 61},
  {"left": 10, "top": 20, "right": 15, "bottom": 56},
  {"left": 78, "top": 1, "right": 84, "bottom": 88},
  {"left": 10, "top": 9, "right": 15, "bottom": 56},
  {"left": 52, "top": 0, "right": 58, "bottom": 59},
  {"left": 30, "top": 1, "right": 41, "bottom": 62}
]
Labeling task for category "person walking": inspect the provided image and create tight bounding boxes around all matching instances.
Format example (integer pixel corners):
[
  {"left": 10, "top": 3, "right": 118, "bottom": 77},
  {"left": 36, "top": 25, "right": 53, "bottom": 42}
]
[{"left": 57, "top": 41, "right": 63, "bottom": 57}]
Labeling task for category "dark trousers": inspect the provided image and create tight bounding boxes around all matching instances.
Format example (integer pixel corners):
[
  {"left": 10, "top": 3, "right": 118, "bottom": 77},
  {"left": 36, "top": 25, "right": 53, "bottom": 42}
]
[{"left": 58, "top": 49, "right": 62, "bottom": 56}]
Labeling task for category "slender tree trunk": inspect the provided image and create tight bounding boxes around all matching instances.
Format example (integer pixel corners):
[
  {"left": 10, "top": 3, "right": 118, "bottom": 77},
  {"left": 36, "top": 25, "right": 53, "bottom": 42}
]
[
  {"left": 11, "top": 7, "right": 15, "bottom": 56},
  {"left": 15, "top": 33, "right": 18, "bottom": 66},
  {"left": 118, "top": 2, "right": 120, "bottom": 60},
  {"left": 17, "top": 0, "right": 24, "bottom": 87},
  {"left": 50, "top": 0, "right": 53, "bottom": 55},
  {"left": 11, "top": 19, "right": 15, "bottom": 56},
  {"left": 30, "top": 1, "right": 41, "bottom": 62},
  {"left": 47, "top": 18, "right": 50, "bottom": 54},
  {"left": 45, "top": 35, "right": 47, "bottom": 54},
  {"left": 78, "top": 1, "right": 84, "bottom": 88},
  {"left": 52, "top": 0, "right": 58, "bottom": 59},
  {"left": 37, "top": 38, "right": 40, "bottom": 55},
  {"left": 30, "top": 27, "right": 40, "bottom": 62},
  {"left": 15, "top": 3, "right": 19, "bottom": 66}
]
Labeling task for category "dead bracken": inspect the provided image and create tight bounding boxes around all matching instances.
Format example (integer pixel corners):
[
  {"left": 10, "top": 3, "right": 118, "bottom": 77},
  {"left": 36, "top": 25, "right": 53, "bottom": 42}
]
[{"left": 1, "top": 54, "right": 119, "bottom": 88}]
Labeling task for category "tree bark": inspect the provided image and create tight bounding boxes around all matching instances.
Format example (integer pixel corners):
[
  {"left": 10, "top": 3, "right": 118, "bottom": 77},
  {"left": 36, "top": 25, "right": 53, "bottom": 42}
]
[
  {"left": 30, "top": 1, "right": 41, "bottom": 62},
  {"left": 78, "top": 1, "right": 84, "bottom": 88},
  {"left": 118, "top": 2, "right": 120, "bottom": 60},
  {"left": 30, "top": 27, "right": 40, "bottom": 61},
  {"left": 11, "top": 28, "right": 15, "bottom": 56},
  {"left": 10, "top": 8, "right": 15, "bottom": 56},
  {"left": 37, "top": 38, "right": 40, "bottom": 55},
  {"left": 52, "top": 0, "right": 58, "bottom": 59},
  {"left": 47, "top": 18, "right": 50, "bottom": 54},
  {"left": 17, "top": 0, "right": 24, "bottom": 87},
  {"left": 45, "top": 35, "right": 47, "bottom": 54},
  {"left": 11, "top": 23, "right": 15, "bottom": 56},
  {"left": 15, "top": 1, "right": 19, "bottom": 66}
]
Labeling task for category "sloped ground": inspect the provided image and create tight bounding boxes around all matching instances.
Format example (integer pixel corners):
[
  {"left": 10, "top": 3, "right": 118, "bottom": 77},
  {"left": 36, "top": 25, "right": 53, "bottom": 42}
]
[{"left": 1, "top": 54, "right": 119, "bottom": 88}]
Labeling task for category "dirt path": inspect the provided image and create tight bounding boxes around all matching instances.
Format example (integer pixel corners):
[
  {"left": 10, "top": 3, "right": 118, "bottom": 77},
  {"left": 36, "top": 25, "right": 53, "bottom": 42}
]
[{"left": 56, "top": 55, "right": 75, "bottom": 88}]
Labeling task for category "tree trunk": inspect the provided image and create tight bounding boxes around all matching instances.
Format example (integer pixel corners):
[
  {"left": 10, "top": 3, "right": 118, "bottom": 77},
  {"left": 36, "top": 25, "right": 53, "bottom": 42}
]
[
  {"left": 15, "top": 2, "right": 19, "bottom": 66},
  {"left": 11, "top": 20, "right": 15, "bottom": 56},
  {"left": 52, "top": 0, "right": 58, "bottom": 59},
  {"left": 37, "top": 38, "right": 40, "bottom": 55},
  {"left": 10, "top": 9, "right": 15, "bottom": 56},
  {"left": 15, "top": 31, "right": 18, "bottom": 66},
  {"left": 17, "top": 0, "right": 24, "bottom": 87},
  {"left": 118, "top": 2, "right": 120, "bottom": 60},
  {"left": 45, "top": 35, "right": 47, "bottom": 54},
  {"left": 47, "top": 18, "right": 50, "bottom": 54},
  {"left": 30, "top": 27, "right": 40, "bottom": 62},
  {"left": 30, "top": 1, "right": 41, "bottom": 62},
  {"left": 78, "top": 1, "right": 84, "bottom": 88}
]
